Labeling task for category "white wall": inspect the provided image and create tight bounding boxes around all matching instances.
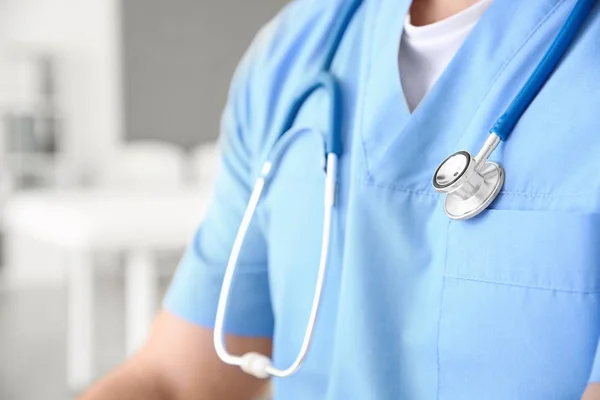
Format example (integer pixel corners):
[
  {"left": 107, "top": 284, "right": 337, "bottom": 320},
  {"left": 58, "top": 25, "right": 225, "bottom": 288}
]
[{"left": 0, "top": 0, "right": 123, "bottom": 182}]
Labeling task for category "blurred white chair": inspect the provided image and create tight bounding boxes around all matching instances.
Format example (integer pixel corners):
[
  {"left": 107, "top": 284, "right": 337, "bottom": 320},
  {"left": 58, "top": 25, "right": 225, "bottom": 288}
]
[
  {"left": 99, "top": 140, "right": 187, "bottom": 190},
  {"left": 98, "top": 139, "right": 190, "bottom": 376},
  {"left": 189, "top": 140, "right": 220, "bottom": 189},
  {"left": 3, "top": 139, "right": 211, "bottom": 393}
]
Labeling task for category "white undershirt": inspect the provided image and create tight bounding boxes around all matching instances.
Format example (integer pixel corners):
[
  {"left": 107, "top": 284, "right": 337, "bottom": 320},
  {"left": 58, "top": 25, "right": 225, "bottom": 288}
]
[{"left": 399, "top": 0, "right": 493, "bottom": 112}]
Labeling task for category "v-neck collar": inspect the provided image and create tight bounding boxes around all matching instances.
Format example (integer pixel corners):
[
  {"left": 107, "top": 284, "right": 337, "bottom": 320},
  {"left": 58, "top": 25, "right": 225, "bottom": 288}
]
[{"left": 357, "top": 0, "right": 570, "bottom": 190}]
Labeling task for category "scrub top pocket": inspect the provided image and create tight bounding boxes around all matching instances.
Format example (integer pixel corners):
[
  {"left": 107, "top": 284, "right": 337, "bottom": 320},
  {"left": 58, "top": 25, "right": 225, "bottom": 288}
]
[{"left": 438, "top": 210, "right": 600, "bottom": 399}]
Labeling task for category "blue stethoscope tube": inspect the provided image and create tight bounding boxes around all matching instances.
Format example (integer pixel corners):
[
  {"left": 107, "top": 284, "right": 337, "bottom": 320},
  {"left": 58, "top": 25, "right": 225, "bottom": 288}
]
[
  {"left": 492, "top": 0, "right": 595, "bottom": 140},
  {"left": 278, "top": 72, "right": 344, "bottom": 157},
  {"left": 215, "top": 0, "right": 595, "bottom": 378}
]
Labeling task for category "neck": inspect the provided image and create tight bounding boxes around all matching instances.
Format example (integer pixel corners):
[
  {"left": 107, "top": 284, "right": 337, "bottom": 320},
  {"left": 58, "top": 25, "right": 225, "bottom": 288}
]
[{"left": 409, "top": 0, "right": 480, "bottom": 26}]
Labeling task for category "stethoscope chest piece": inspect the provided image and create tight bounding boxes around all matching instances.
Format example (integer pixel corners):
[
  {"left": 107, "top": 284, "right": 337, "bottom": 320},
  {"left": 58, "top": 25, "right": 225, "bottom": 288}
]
[{"left": 432, "top": 150, "right": 504, "bottom": 220}]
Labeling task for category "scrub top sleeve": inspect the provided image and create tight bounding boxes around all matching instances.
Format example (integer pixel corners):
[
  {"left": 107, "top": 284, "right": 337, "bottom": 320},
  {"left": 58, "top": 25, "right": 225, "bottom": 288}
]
[{"left": 162, "top": 19, "right": 277, "bottom": 338}]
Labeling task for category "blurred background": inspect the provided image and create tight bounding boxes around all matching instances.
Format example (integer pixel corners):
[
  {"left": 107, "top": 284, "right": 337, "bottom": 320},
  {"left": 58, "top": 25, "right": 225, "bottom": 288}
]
[{"left": 0, "top": 0, "right": 287, "bottom": 398}]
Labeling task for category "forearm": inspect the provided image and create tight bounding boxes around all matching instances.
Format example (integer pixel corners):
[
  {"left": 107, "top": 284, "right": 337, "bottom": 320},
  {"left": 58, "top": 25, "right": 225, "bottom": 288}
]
[
  {"left": 79, "top": 356, "right": 171, "bottom": 400},
  {"left": 79, "top": 356, "right": 269, "bottom": 400},
  {"left": 583, "top": 383, "right": 600, "bottom": 400},
  {"left": 79, "top": 312, "right": 272, "bottom": 400}
]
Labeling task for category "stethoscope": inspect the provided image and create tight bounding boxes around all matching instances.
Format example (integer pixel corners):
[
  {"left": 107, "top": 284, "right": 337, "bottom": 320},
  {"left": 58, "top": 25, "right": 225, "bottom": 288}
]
[{"left": 214, "top": 0, "right": 595, "bottom": 379}]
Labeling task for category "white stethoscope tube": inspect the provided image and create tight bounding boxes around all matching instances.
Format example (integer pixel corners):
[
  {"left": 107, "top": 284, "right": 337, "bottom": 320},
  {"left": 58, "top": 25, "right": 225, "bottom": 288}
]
[{"left": 214, "top": 153, "right": 338, "bottom": 379}]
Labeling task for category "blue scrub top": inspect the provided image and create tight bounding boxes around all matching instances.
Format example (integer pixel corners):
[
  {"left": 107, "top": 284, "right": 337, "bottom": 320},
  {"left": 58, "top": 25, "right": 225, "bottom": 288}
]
[{"left": 164, "top": 0, "right": 600, "bottom": 398}]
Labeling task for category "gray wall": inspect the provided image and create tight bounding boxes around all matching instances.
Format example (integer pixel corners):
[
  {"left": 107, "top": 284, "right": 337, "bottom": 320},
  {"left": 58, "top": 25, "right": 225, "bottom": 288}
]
[{"left": 121, "top": 0, "right": 289, "bottom": 147}]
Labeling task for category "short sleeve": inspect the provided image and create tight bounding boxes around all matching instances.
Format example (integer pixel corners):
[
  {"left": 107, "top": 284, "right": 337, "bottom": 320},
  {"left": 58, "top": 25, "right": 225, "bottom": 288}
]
[{"left": 162, "top": 19, "right": 278, "bottom": 338}]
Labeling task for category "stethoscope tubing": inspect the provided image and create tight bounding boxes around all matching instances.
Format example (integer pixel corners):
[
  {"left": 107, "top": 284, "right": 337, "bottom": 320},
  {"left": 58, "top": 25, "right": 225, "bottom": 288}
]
[
  {"left": 212, "top": 0, "right": 358, "bottom": 374},
  {"left": 491, "top": 0, "right": 596, "bottom": 141},
  {"left": 213, "top": 153, "right": 338, "bottom": 378}
]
